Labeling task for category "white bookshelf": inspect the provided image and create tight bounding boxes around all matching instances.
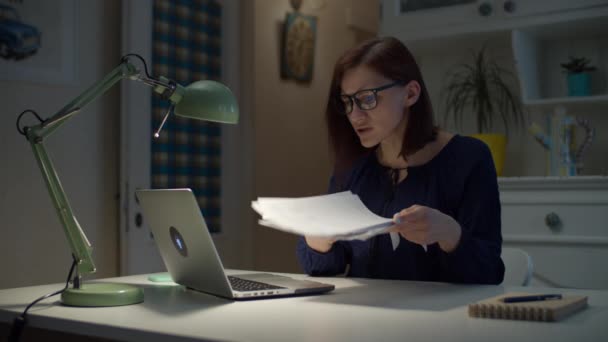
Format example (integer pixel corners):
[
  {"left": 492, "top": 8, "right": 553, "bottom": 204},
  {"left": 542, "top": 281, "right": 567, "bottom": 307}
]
[
  {"left": 381, "top": 1, "right": 608, "bottom": 179},
  {"left": 512, "top": 15, "right": 608, "bottom": 106}
]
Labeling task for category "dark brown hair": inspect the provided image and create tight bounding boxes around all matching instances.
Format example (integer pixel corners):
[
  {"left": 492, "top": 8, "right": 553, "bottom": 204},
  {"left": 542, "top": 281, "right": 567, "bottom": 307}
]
[{"left": 326, "top": 36, "right": 437, "bottom": 175}]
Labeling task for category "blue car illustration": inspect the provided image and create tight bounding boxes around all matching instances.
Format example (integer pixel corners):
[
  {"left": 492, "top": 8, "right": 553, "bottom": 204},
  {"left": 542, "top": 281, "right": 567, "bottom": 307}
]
[{"left": 0, "top": 4, "right": 41, "bottom": 60}]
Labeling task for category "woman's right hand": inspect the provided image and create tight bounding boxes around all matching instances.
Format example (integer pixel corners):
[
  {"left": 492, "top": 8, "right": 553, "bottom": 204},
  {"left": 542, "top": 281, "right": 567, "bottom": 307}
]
[{"left": 305, "top": 236, "right": 335, "bottom": 253}]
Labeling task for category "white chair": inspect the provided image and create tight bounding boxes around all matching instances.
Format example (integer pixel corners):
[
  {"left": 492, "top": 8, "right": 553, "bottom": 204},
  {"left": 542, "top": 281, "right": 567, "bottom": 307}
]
[{"left": 501, "top": 247, "right": 534, "bottom": 286}]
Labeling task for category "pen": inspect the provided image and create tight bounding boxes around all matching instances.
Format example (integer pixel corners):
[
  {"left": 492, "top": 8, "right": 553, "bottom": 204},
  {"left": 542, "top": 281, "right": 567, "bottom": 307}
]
[{"left": 502, "top": 294, "right": 562, "bottom": 303}]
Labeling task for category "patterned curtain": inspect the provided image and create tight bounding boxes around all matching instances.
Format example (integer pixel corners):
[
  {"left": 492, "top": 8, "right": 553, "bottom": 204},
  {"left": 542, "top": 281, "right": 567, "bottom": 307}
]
[{"left": 152, "top": 0, "right": 222, "bottom": 233}]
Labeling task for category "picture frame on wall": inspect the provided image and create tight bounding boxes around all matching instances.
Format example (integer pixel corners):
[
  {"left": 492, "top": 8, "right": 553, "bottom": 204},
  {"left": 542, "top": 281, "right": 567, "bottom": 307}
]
[
  {"left": 0, "top": 0, "right": 77, "bottom": 85},
  {"left": 280, "top": 12, "right": 317, "bottom": 83}
]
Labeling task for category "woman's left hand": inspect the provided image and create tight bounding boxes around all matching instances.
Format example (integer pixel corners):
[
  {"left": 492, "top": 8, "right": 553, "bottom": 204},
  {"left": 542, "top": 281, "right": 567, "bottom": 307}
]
[{"left": 390, "top": 205, "right": 462, "bottom": 253}]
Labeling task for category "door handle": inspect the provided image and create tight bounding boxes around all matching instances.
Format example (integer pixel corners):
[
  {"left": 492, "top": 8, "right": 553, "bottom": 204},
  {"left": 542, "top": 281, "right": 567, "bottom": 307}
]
[{"left": 135, "top": 212, "right": 143, "bottom": 227}]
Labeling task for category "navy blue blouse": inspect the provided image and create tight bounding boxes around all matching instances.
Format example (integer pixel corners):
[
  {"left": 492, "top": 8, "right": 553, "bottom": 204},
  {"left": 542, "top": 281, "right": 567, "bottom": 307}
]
[{"left": 296, "top": 135, "right": 505, "bottom": 284}]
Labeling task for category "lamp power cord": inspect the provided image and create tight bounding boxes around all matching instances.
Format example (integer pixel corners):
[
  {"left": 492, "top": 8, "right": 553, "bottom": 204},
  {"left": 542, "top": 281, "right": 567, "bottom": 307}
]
[
  {"left": 16, "top": 53, "right": 149, "bottom": 138},
  {"left": 16, "top": 109, "right": 44, "bottom": 136},
  {"left": 120, "top": 53, "right": 152, "bottom": 78},
  {"left": 8, "top": 258, "right": 77, "bottom": 342}
]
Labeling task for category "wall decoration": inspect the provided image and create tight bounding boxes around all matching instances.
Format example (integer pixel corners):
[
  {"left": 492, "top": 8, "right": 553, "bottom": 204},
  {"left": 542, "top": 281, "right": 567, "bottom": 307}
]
[
  {"left": 281, "top": 11, "right": 317, "bottom": 82},
  {"left": 0, "top": 0, "right": 76, "bottom": 84}
]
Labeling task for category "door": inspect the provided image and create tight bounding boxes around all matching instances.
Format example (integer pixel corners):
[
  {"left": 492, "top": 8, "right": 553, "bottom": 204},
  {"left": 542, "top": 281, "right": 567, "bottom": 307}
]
[
  {"left": 119, "top": 0, "right": 250, "bottom": 275},
  {"left": 120, "top": 0, "right": 162, "bottom": 275}
]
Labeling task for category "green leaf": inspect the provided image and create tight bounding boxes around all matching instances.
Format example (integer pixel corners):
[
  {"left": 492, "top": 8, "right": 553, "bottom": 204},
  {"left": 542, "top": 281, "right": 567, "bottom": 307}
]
[{"left": 441, "top": 46, "right": 524, "bottom": 134}]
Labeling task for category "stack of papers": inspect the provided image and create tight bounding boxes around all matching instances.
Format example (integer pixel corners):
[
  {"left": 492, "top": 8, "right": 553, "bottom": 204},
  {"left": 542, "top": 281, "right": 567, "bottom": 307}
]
[{"left": 251, "top": 191, "right": 393, "bottom": 241}]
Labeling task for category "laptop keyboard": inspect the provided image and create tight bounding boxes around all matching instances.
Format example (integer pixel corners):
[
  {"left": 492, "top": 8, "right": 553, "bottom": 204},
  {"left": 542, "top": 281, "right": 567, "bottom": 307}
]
[{"left": 228, "top": 276, "right": 286, "bottom": 292}]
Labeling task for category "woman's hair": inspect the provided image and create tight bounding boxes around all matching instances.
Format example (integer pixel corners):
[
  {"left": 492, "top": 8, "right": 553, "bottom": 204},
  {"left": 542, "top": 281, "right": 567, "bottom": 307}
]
[{"left": 326, "top": 36, "right": 437, "bottom": 175}]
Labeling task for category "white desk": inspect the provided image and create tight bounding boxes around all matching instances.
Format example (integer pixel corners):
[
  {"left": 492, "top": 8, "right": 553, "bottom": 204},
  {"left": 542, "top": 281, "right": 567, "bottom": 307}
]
[{"left": 1, "top": 271, "right": 607, "bottom": 342}]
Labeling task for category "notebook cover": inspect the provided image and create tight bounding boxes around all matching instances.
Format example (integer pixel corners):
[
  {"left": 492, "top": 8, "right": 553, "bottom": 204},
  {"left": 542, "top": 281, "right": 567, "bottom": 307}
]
[{"left": 468, "top": 292, "right": 588, "bottom": 322}]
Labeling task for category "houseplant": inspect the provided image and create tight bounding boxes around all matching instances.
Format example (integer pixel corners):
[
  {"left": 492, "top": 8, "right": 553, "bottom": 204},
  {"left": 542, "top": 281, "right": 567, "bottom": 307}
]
[
  {"left": 442, "top": 46, "right": 525, "bottom": 176},
  {"left": 561, "top": 56, "right": 596, "bottom": 96}
]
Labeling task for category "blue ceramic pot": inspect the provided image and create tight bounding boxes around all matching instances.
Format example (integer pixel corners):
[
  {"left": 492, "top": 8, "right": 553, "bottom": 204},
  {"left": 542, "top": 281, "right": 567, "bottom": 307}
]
[{"left": 567, "top": 73, "right": 591, "bottom": 96}]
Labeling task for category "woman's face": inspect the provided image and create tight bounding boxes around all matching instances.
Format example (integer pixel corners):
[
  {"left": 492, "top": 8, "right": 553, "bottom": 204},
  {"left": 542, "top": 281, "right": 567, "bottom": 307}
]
[{"left": 340, "top": 66, "right": 408, "bottom": 148}]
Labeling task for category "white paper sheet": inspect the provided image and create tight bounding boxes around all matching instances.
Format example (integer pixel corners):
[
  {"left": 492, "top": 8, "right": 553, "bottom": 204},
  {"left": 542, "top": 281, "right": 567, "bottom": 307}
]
[
  {"left": 252, "top": 191, "right": 393, "bottom": 240},
  {"left": 389, "top": 232, "right": 400, "bottom": 250}
]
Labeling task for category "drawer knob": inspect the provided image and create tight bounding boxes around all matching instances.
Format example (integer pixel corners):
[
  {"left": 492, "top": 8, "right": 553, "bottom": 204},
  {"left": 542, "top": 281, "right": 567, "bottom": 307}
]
[
  {"left": 545, "top": 212, "right": 562, "bottom": 231},
  {"left": 478, "top": 2, "right": 493, "bottom": 16},
  {"left": 503, "top": 0, "right": 516, "bottom": 13}
]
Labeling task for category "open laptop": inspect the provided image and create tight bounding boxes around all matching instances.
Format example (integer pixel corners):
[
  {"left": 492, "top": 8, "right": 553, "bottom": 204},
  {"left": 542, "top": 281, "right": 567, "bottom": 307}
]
[{"left": 135, "top": 188, "right": 335, "bottom": 300}]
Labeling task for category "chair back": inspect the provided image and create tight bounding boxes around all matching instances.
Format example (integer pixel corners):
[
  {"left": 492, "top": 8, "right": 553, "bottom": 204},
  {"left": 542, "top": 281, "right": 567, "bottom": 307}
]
[{"left": 501, "top": 247, "right": 533, "bottom": 286}]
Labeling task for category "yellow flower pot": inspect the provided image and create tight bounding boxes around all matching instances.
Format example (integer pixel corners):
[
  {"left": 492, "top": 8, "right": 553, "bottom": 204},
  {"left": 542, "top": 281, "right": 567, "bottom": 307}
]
[{"left": 470, "top": 133, "right": 506, "bottom": 176}]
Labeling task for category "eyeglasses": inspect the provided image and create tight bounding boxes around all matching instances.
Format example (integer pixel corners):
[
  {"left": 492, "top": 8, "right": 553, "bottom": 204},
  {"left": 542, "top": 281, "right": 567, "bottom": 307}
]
[{"left": 338, "top": 81, "right": 405, "bottom": 115}]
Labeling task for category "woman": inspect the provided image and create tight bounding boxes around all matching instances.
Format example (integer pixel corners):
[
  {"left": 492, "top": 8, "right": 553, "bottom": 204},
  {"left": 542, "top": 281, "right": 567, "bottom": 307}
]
[{"left": 296, "top": 37, "right": 504, "bottom": 284}]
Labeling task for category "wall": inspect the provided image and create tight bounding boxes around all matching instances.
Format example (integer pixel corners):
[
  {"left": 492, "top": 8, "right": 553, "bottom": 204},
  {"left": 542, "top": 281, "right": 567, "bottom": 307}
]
[
  {"left": 246, "top": 0, "right": 377, "bottom": 272},
  {"left": 0, "top": 1, "right": 120, "bottom": 289}
]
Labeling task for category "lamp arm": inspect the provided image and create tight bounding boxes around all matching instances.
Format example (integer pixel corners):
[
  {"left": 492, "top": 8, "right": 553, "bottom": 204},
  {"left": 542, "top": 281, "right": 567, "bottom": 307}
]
[
  {"left": 23, "top": 61, "right": 165, "bottom": 277},
  {"left": 28, "top": 140, "right": 96, "bottom": 276}
]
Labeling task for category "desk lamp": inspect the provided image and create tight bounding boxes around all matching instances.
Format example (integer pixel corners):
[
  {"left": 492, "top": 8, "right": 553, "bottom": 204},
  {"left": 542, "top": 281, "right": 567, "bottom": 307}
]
[{"left": 16, "top": 54, "right": 239, "bottom": 307}]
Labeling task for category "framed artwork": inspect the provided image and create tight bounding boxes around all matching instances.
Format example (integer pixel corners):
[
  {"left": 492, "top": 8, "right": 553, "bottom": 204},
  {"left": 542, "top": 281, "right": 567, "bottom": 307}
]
[
  {"left": 281, "top": 12, "right": 316, "bottom": 83},
  {"left": 0, "top": 0, "right": 76, "bottom": 84}
]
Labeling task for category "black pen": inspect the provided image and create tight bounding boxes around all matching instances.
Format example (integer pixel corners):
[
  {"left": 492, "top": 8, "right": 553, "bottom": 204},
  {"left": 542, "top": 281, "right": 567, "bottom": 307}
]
[{"left": 502, "top": 294, "right": 563, "bottom": 303}]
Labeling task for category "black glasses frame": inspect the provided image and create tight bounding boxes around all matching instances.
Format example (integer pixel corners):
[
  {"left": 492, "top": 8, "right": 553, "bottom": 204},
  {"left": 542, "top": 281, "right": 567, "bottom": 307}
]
[{"left": 338, "top": 81, "right": 405, "bottom": 115}]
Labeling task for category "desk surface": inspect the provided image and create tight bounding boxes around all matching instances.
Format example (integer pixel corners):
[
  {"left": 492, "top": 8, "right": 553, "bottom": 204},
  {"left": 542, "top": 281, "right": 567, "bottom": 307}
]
[{"left": 1, "top": 271, "right": 607, "bottom": 342}]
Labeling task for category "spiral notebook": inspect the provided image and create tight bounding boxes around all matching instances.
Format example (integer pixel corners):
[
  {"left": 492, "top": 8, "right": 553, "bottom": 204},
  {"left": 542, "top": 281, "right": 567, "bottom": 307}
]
[{"left": 468, "top": 292, "right": 588, "bottom": 322}]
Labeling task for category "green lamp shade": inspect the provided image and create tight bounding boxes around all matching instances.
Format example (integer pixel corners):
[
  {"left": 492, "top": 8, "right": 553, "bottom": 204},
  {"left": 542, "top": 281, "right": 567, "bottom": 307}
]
[{"left": 175, "top": 80, "right": 239, "bottom": 124}]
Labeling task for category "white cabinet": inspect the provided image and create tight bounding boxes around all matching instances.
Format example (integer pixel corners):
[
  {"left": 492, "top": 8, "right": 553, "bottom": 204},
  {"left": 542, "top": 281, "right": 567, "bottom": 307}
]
[
  {"left": 502, "top": 0, "right": 608, "bottom": 18},
  {"left": 382, "top": 1, "right": 608, "bottom": 172},
  {"left": 382, "top": 4, "right": 608, "bottom": 286},
  {"left": 511, "top": 16, "right": 608, "bottom": 106},
  {"left": 382, "top": 1, "right": 608, "bottom": 106},
  {"left": 381, "top": 0, "right": 492, "bottom": 41},
  {"left": 382, "top": 0, "right": 497, "bottom": 42},
  {"left": 499, "top": 177, "right": 608, "bottom": 289},
  {"left": 381, "top": 0, "right": 608, "bottom": 43}
]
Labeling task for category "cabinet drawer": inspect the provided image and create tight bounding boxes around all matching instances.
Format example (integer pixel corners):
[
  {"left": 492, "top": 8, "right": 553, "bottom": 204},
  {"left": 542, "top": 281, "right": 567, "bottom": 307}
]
[
  {"left": 499, "top": 177, "right": 608, "bottom": 239},
  {"left": 501, "top": 203, "right": 608, "bottom": 237},
  {"left": 499, "top": 177, "right": 608, "bottom": 289}
]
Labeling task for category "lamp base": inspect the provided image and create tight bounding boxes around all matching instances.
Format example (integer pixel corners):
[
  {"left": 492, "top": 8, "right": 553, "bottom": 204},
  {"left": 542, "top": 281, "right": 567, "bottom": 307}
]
[
  {"left": 61, "top": 283, "right": 144, "bottom": 307},
  {"left": 147, "top": 272, "right": 173, "bottom": 282}
]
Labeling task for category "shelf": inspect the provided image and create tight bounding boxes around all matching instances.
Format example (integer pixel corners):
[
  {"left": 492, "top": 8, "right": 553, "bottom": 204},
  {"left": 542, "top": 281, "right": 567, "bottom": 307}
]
[
  {"left": 512, "top": 19, "right": 608, "bottom": 105},
  {"left": 498, "top": 176, "right": 608, "bottom": 205},
  {"left": 523, "top": 94, "right": 608, "bottom": 107},
  {"left": 498, "top": 176, "right": 608, "bottom": 190},
  {"left": 504, "top": 234, "right": 608, "bottom": 246}
]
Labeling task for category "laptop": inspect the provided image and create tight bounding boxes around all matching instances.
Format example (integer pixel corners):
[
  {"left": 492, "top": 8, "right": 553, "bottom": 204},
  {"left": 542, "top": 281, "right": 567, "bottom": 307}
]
[{"left": 135, "top": 188, "right": 335, "bottom": 300}]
